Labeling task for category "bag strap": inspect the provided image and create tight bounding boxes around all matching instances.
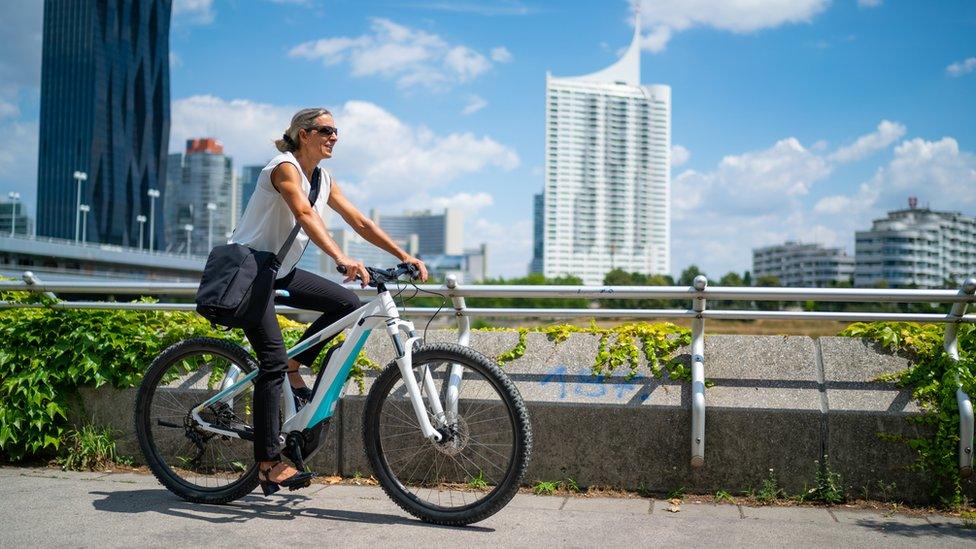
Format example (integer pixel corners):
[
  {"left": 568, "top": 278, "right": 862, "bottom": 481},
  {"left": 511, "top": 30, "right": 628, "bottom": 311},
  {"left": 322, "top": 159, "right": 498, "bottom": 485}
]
[{"left": 274, "top": 167, "right": 323, "bottom": 265}]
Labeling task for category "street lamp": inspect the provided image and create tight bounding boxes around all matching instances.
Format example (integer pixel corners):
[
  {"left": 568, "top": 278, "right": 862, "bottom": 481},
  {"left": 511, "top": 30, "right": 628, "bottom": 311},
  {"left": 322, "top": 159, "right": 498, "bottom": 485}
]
[
  {"left": 184, "top": 224, "right": 193, "bottom": 257},
  {"left": 79, "top": 204, "right": 90, "bottom": 244},
  {"left": 147, "top": 188, "right": 160, "bottom": 252},
  {"left": 7, "top": 191, "right": 20, "bottom": 236},
  {"left": 136, "top": 214, "right": 147, "bottom": 250},
  {"left": 206, "top": 202, "right": 217, "bottom": 250},
  {"left": 73, "top": 171, "right": 87, "bottom": 242}
]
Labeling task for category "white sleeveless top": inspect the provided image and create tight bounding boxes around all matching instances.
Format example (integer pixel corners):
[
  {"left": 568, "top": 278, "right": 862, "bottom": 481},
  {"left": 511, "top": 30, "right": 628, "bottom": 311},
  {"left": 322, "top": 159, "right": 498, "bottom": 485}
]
[{"left": 230, "top": 152, "right": 332, "bottom": 278}]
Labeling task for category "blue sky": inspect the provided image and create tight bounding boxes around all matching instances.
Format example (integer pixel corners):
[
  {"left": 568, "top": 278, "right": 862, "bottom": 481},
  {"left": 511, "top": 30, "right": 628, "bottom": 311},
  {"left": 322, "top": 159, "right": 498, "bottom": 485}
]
[{"left": 1, "top": 0, "right": 974, "bottom": 278}]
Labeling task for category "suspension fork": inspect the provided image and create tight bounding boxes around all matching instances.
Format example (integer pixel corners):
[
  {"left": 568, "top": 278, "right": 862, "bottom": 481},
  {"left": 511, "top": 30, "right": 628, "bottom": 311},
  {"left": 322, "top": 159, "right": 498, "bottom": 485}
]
[{"left": 389, "top": 325, "right": 444, "bottom": 442}]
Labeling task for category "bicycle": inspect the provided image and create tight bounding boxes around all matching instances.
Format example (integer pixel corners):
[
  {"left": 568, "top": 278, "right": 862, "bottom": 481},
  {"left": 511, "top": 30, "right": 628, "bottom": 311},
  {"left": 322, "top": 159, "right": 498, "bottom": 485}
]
[{"left": 134, "top": 263, "right": 532, "bottom": 525}]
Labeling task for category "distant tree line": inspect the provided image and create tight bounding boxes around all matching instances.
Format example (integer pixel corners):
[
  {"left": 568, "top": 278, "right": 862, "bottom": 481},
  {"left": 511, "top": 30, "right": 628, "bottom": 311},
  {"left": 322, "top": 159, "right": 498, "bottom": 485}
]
[{"left": 401, "top": 267, "right": 958, "bottom": 315}]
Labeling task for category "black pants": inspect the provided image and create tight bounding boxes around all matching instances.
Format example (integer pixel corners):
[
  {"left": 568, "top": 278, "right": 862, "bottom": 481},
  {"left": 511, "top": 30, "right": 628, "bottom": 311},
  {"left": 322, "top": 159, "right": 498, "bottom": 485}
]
[{"left": 243, "top": 268, "right": 362, "bottom": 462}]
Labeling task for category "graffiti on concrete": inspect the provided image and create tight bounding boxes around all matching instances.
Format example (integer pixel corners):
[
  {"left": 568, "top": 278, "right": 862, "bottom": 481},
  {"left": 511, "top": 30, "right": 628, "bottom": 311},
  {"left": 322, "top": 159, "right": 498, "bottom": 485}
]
[{"left": 538, "top": 365, "right": 653, "bottom": 402}]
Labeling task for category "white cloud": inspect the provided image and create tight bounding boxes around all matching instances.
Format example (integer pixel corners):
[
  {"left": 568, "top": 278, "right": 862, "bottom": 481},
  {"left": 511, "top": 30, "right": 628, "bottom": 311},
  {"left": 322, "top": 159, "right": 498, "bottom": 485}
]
[
  {"left": 0, "top": 119, "right": 39, "bottom": 217},
  {"left": 0, "top": 98, "right": 19, "bottom": 120},
  {"left": 461, "top": 95, "right": 488, "bottom": 115},
  {"left": 668, "top": 120, "right": 961, "bottom": 277},
  {"left": 431, "top": 192, "right": 494, "bottom": 215},
  {"left": 172, "top": 0, "right": 216, "bottom": 25},
  {"left": 171, "top": 95, "right": 519, "bottom": 212},
  {"left": 289, "top": 18, "right": 505, "bottom": 90},
  {"left": 857, "top": 0, "right": 882, "bottom": 7},
  {"left": 169, "top": 52, "right": 183, "bottom": 69},
  {"left": 636, "top": 0, "right": 830, "bottom": 52},
  {"left": 490, "top": 47, "right": 513, "bottom": 63},
  {"left": 405, "top": 1, "right": 533, "bottom": 16},
  {"left": 827, "top": 120, "right": 906, "bottom": 163},
  {"left": 671, "top": 144, "right": 691, "bottom": 167},
  {"left": 946, "top": 57, "right": 976, "bottom": 77},
  {"left": 674, "top": 137, "right": 831, "bottom": 216},
  {"left": 471, "top": 217, "right": 533, "bottom": 278}
]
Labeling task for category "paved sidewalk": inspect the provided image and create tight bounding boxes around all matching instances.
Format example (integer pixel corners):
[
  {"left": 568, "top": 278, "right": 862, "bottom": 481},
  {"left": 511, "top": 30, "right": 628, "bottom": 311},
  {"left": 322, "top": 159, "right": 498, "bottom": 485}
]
[{"left": 3, "top": 467, "right": 974, "bottom": 548}]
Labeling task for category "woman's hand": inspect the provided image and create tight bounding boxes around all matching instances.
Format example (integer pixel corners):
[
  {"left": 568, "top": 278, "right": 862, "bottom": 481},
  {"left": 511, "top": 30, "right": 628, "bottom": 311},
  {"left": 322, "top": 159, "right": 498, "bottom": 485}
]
[
  {"left": 336, "top": 255, "right": 370, "bottom": 286},
  {"left": 401, "top": 255, "right": 428, "bottom": 282}
]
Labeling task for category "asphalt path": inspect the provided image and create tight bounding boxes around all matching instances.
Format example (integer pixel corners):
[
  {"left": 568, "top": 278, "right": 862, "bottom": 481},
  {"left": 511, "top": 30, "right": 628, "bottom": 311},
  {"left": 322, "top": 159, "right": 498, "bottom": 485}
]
[{"left": 4, "top": 467, "right": 974, "bottom": 548}]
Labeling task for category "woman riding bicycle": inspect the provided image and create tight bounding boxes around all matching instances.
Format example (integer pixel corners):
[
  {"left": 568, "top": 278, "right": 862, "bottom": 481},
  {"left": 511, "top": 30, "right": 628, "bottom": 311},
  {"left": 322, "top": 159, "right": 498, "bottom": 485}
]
[{"left": 229, "top": 107, "right": 428, "bottom": 492}]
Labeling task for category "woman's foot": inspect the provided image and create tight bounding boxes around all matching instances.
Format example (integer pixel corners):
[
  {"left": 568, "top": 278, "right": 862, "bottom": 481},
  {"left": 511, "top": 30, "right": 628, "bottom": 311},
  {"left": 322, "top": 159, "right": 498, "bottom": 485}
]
[
  {"left": 259, "top": 461, "right": 302, "bottom": 484},
  {"left": 257, "top": 461, "right": 315, "bottom": 494}
]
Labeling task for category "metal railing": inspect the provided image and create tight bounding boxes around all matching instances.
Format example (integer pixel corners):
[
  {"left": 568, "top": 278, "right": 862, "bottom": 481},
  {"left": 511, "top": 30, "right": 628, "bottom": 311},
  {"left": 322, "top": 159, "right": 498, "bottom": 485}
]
[{"left": 2, "top": 271, "right": 976, "bottom": 473}]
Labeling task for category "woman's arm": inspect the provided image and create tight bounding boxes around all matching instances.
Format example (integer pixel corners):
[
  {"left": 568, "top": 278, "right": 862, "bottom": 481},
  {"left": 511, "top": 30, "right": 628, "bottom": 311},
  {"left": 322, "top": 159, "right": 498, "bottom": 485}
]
[
  {"left": 327, "top": 180, "right": 429, "bottom": 281},
  {"left": 271, "top": 162, "right": 369, "bottom": 285}
]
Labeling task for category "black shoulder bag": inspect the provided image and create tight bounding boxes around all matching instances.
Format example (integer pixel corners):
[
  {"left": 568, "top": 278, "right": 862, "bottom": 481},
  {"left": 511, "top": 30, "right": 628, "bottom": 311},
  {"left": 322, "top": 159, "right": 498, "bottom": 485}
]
[{"left": 195, "top": 167, "right": 322, "bottom": 329}]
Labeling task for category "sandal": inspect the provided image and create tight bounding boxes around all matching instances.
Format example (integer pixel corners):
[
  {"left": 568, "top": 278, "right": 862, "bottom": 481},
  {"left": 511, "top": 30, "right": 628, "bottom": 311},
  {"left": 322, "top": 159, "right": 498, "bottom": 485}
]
[{"left": 258, "top": 462, "right": 315, "bottom": 496}]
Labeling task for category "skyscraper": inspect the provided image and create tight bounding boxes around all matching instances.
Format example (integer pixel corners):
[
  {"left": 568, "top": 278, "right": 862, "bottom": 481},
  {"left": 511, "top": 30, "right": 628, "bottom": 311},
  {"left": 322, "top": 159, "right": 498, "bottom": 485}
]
[
  {"left": 529, "top": 192, "right": 543, "bottom": 274},
  {"left": 543, "top": 14, "right": 671, "bottom": 285},
  {"left": 36, "top": 0, "right": 172, "bottom": 249},
  {"left": 239, "top": 165, "right": 264, "bottom": 217},
  {"left": 164, "top": 139, "right": 234, "bottom": 255}
]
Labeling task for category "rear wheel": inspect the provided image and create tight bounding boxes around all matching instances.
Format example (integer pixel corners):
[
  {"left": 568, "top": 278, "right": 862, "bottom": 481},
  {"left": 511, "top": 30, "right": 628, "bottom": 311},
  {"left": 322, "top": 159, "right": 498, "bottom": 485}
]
[
  {"left": 363, "top": 343, "right": 532, "bottom": 525},
  {"left": 135, "top": 338, "right": 260, "bottom": 504}
]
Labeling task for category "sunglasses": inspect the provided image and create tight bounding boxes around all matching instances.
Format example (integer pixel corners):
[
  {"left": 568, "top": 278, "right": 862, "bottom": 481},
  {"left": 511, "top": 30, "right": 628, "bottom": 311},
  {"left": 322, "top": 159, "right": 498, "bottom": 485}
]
[{"left": 309, "top": 125, "right": 338, "bottom": 137}]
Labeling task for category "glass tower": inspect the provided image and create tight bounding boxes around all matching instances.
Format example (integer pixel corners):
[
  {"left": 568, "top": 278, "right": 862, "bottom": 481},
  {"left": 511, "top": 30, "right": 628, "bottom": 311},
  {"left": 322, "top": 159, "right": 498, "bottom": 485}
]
[
  {"left": 36, "top": 0, "right": 172, "bottom": 249},
  {"left": 543, "top": 14, "right": 671, "bottom": 285}
]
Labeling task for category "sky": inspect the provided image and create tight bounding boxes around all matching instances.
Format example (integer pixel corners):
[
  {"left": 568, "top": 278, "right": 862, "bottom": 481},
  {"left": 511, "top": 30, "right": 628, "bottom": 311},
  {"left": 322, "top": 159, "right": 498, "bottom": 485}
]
[{"left": 1, "top": 0, "right": 974, "bottom": 280}]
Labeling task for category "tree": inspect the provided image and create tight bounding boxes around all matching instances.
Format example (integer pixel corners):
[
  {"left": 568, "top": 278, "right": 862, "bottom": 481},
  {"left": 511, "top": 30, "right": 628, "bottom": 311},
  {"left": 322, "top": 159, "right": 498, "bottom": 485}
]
[
  {"left": 679, "top": 265, "right": 706, "bottom": 286},
  {"left": 754, "top": 275, "right": 782, "bottom": 311}
]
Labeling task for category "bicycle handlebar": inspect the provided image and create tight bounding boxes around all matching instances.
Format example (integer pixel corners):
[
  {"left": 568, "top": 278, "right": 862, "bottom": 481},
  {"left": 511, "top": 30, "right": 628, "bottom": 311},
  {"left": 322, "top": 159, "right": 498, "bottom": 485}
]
[{"left": 336, "top": 262, "right": 421, "bottom": 287}]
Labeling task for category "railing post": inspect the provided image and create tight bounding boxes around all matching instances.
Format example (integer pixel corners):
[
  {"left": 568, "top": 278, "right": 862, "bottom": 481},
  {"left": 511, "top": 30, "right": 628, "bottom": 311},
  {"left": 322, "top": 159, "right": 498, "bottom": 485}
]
[
  {"left": 444, "top": 275, "right": 469, "bottom": 418},
  {"left": 691, "top": 275, "right": 708, "bottom": 468},
  {"left": 947, "top": 277, "right": 976, "bottom": 477},
  {"left": 445, "top": 274, "right": 470, "bottom": 346},
  {"left": 22, "top": 271, "right": 57, "bottom": 301}
]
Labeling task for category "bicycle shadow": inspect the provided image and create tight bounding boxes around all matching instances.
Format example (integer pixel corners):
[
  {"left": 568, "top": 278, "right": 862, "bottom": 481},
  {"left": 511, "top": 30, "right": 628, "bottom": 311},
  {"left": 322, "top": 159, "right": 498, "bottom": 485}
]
[
  {"left": 852, "top": 518, "right": 976, "bottom": 541},
  {"left": 89, "top": 487, "right": 493, "bottom": 532}
]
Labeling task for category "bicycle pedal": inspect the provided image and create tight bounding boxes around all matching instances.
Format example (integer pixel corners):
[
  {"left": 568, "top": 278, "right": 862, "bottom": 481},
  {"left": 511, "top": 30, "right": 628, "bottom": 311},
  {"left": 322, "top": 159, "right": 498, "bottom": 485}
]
[{"left": 286, "top": 479, "right": 312, "bottom": 491}]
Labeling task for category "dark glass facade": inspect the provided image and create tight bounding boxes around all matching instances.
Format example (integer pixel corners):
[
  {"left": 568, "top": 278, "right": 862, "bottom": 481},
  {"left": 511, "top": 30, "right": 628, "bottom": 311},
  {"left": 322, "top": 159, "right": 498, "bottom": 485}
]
[{"left": 37, "top": 0, "right": 171, "bottom": 249}]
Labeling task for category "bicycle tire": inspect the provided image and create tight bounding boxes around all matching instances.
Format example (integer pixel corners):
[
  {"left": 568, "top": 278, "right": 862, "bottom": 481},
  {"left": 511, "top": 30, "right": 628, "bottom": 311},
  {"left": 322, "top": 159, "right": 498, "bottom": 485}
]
[
  {"left": 363, "top": 343, "right": 532, "bottom": 526},
  {"left": 135, "top": 337, "right": 260, "bottom": 504}
]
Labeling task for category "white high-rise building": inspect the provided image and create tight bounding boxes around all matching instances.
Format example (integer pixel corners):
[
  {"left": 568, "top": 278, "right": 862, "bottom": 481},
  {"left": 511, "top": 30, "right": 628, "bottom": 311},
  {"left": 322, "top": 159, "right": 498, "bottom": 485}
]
[
  {"left": 855, "top": 200, "right": 976, "bottom": 288},
  {"left": 543, "top": 15, "right": 671, "bottom": 285}
]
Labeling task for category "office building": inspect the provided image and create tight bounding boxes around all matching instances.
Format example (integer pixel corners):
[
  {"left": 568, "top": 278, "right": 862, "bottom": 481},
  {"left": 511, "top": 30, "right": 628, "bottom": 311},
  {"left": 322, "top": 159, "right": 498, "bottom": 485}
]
[
  {"left": 374, "top": 209, "right": 463, "bottom": 256},
  {"left": 36, "top": 0, "right": 171, "bottom": 249},
  {"left": 752, "top": 241, "right": 854, "bottom": 287},
  {"left": 529, "top": 192, "right": 543, "bottom": 274},
  {"left": 239, "top": 165, "right": 264, "bottom": 217},
  {"left": 0, "top": 200, "right": 32, "bottom": 236},
  {"left": 855, "top": 199, "right": 976, "bottom": 288},
  {"left": 543, "top": 14, "right": 671, "bottom": 285},
  {"left": 164, "top": 138, "right": 234, "bottom": 255}
]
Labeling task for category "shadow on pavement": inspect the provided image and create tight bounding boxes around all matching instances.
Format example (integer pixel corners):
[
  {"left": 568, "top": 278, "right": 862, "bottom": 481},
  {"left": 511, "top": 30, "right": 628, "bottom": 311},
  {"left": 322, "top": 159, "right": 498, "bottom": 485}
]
[
  {"left": 89, "top": 488, "right": 493, "bottom": 532},
  {"left": 854, "top": 518, "right": 976, "bottom": 541}
]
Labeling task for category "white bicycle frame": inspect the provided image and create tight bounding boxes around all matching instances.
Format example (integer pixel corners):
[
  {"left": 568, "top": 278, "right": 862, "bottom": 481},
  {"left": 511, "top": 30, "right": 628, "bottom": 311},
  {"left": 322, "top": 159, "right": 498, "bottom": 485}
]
[{"left": 189, "top": 288, "right": 461, "bottom": 443}]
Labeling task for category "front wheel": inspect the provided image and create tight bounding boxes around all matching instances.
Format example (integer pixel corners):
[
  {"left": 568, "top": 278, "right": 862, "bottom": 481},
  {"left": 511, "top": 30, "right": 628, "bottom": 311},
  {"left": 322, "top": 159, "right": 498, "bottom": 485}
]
[{"left": 363, "top": 343, "right": 532, "bottom": 526}]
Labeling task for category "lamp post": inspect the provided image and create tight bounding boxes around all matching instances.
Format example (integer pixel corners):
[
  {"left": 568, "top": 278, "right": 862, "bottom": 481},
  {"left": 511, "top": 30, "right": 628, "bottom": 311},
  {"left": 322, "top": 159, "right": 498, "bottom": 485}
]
[
  {"left": 73, "top": 171, "right": 87, "bottom": 242},
  {"left": 136, "top": 214, "right": 147, "bottom": 250},
  {"left": 206, "top": 202, "right": 217, "bottom": 251},
  {"left": 7, "top": 191, "right": 20, "bottom": 236},
  {"left": 147, "top": 188, "right": 160, "bottom": 252},
  {"left": 184, "top": 224, "right": 193, "bottom": 257},
  {"left": 79, "top": 204, "right": 90, "bottom": 243}
]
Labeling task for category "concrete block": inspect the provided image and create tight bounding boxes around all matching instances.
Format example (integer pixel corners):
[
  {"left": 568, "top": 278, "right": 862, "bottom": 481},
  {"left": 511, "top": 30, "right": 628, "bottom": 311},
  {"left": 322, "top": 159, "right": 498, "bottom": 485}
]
[{"left": 819, "top": 337, "right": 917, "bottom": 413}]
